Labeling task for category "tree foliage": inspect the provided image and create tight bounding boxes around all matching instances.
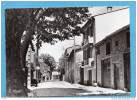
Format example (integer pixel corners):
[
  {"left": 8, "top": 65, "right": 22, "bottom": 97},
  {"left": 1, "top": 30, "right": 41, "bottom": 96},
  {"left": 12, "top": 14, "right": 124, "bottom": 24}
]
[
  {"left": 30, "top": 7, "right": 90, "bottom": 48},
  {"left": 40, "top": 54, "right": 56, "bottom": 71},
  {"left": 58, "top": 55, "right": 66, "bottom": 75},
  {"left": 5, "top": 7, "right": 90, "bottom": 97}
]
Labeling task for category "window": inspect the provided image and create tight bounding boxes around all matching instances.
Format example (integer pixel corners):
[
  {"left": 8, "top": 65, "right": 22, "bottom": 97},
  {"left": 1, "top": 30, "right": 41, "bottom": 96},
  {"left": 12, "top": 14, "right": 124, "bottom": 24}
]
[
  {"left": 87, "top": 48, "right": 90, "bottom": 58},
  {"left": 90, "top": 47, "right": 92, "bottom": 58},
  {"left": 106, "top": 42, "right": 111, "bottom": 55},
  {"left": 115, "top": 41, "right": 118, "bottom": 46},
  {"left": 126, "top": 32, "right": 130, "bottom": 48},
  {"left": 83, "top": 50, "right": 86, "bottom": 60},
  {"left": 91, "top": 61, "right": 94, "bottom": 66},
  {"left": 87, "top": 27, "right": 91, "bottom": 36},
  {"left": 97, "top": 47, "right": 100, "bottom": 54}
]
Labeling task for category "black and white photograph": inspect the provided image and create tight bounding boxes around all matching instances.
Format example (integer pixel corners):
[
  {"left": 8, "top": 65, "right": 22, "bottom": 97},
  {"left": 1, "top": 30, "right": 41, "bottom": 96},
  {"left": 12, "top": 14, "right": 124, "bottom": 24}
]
[{"left": 5, "top": 6, "right": 131, "bottom": 97}]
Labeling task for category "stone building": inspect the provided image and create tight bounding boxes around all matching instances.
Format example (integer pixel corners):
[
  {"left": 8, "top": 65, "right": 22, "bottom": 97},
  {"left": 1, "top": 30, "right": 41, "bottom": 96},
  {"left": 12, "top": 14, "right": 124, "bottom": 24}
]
[
  {"left": 95, "top": 25, "right": 130, "bottom": 91},
  {"left": 64, "top": 45, "right": 83, "bottom": 83}
]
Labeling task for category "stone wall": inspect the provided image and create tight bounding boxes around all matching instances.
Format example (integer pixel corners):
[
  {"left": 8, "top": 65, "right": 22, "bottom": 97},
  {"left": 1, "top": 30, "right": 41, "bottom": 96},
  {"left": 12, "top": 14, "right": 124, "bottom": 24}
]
[{"left": 96, "top": 28, "right": 130, "bottom": 90}]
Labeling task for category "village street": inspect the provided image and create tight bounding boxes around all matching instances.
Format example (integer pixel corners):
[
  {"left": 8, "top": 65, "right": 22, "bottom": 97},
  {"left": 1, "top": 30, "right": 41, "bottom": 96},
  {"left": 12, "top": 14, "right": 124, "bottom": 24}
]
[
  {"left": 4, "top": 5, "right": 133, "bottom": 97},
  {"left": 29, "top": 81, "right": 130, "bottom": 97}
]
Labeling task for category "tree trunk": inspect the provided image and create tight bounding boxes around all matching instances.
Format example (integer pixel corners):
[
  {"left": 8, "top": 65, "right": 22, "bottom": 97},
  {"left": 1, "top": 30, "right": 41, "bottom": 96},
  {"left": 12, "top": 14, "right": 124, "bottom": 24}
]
[
  {"left": 5, "top": 9, "right": 36, "bottom": 97},
  {"left": 6, "top": 31, "right": 28, "bottom": 97}
]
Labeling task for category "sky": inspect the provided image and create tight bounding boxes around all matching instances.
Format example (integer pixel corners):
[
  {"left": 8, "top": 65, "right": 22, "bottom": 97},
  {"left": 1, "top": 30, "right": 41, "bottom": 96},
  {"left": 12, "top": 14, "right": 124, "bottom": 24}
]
[{"left": 38, "top": 7, "right": 130, "bottom": 62}]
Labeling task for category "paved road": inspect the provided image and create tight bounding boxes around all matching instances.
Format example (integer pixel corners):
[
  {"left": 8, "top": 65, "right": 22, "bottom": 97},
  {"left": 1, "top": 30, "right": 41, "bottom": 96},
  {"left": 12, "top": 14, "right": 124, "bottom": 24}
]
[
  {"left": 32, "top": 88, "right": 88, "bottom": 97},
  {"left": 30, "top": 81, "right": 130, "bottom": 97},
  {"left": 32, "top": 88, "right": 130, "bottom": 97}
]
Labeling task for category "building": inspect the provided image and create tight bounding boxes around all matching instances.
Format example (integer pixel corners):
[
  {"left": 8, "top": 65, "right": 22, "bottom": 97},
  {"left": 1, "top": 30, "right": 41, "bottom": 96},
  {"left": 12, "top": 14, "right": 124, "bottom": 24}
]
[
  {"left": 26, "top": 45, "right": 37, "bottom": 88},
  {"left": 95, "top": 25, "right": 130, "bottom": 91},
  {"left": 79, "top": 7, "right": 129, "bottom": 87},
  {"left": 26, "top": 45, "right": 42, "bottom": 87},
  {"left": 89, "top": 7, "right": 129, "bottom": 43},
  {"left": 64, "top": 45, "right": 83, "bottom": 83},
  {"left": 80, "top": 18, "right": 96, "bottom": 85},
  {"left": 52, "top": 70, "right": 60, "bottom": 81}
]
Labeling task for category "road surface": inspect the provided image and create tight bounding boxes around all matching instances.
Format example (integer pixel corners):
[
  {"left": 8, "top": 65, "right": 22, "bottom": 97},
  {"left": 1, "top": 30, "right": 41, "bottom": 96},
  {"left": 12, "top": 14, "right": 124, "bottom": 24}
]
[
  {"left": 29, "top": 81, "right": 130, "bottom": 97},
  {"left": 32, "top": 88, "right": 88, "bottom": 97}
]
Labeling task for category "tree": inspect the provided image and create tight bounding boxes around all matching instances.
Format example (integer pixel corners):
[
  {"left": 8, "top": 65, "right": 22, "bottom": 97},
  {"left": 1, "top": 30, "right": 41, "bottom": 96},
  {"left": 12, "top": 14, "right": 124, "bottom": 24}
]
[
  {"left": 58, "top": 55, "right": 66, "bottom": 80},
  {"left": 6, "top": 7, "right": 90, "bottom": 97},
  {"left": 40, "top": 54, "right": 56, "bottom": 72},
  {"left": 5, "top": 9, "right": 33, "bottom": 97}
]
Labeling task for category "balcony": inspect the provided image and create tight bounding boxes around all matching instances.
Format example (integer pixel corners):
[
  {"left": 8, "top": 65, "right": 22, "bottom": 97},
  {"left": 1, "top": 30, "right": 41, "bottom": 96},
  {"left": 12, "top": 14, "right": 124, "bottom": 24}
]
[
  {"left": 81, "top": 36, "right": 93, "bottom": 49},
  {"left": 81, "top": 58, "right": 94, "bottom": 68}
]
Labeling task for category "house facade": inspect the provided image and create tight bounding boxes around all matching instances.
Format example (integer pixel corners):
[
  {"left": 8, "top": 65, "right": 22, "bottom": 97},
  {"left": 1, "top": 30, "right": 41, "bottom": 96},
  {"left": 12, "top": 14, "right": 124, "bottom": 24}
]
[
  {"left": 95, "top": 25, "right": 130, "bottom": 91},
  {"left": 64, "top": 45, "right": 83, "bottom": 84},
  {"left": 80, "top": 18, "right": 97, "bottom": 85},
  {"left": 79, "top": 7, "right": 129, "bottom": 87}
]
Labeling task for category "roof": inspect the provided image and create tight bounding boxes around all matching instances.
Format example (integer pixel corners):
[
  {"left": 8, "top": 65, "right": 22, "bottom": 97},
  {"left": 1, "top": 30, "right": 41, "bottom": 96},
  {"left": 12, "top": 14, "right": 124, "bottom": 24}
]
[
  {"left": 67, "top": 45, "right": 82, "bottom": 59},
  {"left": 64, "top": 45, "right": 81, "bottom": 56},
  {"left": 95, "top": 24, "right": 130, "bottom": 46},
  {"left": 82, "top": 17, "right": 95, "bottom": 31}
]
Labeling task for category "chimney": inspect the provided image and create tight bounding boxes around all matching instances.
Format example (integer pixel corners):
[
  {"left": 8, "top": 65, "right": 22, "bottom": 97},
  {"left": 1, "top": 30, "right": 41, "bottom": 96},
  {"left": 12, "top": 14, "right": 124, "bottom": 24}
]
[{"left": 107, "top": 7, "right": 112, "bottom": 12}]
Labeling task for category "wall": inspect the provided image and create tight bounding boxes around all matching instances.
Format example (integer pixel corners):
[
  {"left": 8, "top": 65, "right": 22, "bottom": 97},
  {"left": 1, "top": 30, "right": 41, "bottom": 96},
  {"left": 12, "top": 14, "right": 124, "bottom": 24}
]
[
  {"left": 65, "top": 49, "right": 83, "bottom": 84},
  {"left": 95, "top": 8, "right": 129, "bottom": 43},
  {"left": 97, "top": 28, "right": 130, "bottom": 90},
  {"left": 74, "top": 50, "right": 83, "bottom": 83}
]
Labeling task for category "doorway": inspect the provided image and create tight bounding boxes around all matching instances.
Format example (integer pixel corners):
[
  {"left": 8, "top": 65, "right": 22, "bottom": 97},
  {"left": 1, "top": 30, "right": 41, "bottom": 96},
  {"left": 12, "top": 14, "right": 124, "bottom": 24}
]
[
  {"left": 123, "top": 53, "right": 131, "bottom": 91},
  {"left": 114, "top": 63, "right": 120, "bottom": 89},
  {"left": 88, "top": 70, "right": 92, "bottom": 85},
  {"left": 80, "top": 67, "right": 84, "bottom": 84},
  {"left": 101, "top": 58, "right": 111, "bottom": 88}
]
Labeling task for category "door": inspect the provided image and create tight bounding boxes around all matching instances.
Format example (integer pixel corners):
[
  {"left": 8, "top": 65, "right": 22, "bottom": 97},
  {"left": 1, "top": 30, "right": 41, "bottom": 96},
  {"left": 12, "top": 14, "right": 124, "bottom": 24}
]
[
  {"left": 101, "top": 58, "right": 111, "bottom": 88},
  {"left": 87, "top": 70, "right": 92, "bottom": 85},
  {"left": 124, "top": 53, "right": 131, "bottom": 91},
  {"left": 80, "top": 68, "right": 84, "bottom": 84},
  {"left": 114, "top": 63, "right": 120, "bottom": 89}
]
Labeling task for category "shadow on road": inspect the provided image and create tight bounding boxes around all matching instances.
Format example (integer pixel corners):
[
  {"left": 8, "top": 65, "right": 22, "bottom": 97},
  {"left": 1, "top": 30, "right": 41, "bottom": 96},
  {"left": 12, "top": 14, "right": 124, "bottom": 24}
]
[{"left": 32, "top": 88, "right": 131, "bottom": 97}]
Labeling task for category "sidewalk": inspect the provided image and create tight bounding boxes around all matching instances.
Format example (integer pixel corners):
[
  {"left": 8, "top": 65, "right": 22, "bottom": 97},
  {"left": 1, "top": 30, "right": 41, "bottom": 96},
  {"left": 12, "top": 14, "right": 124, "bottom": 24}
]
[{"left": 73, "top": 84, "right": 130, "bottom": 95}]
